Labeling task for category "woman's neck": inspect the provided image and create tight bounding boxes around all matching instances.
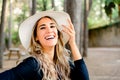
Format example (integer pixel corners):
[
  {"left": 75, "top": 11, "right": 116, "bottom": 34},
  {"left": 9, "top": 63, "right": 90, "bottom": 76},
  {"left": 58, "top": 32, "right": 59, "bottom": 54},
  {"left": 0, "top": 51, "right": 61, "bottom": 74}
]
[{"left": 43, "top": 46, "right": 55, "bottom": 61}]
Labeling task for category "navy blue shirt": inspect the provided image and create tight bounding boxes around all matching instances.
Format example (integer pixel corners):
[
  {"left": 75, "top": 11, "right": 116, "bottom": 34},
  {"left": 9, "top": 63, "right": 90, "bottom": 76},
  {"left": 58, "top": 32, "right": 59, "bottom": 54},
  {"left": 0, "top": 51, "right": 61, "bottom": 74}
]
[{"left": 0, "top": 57, "right": 89, "bottom": 80}]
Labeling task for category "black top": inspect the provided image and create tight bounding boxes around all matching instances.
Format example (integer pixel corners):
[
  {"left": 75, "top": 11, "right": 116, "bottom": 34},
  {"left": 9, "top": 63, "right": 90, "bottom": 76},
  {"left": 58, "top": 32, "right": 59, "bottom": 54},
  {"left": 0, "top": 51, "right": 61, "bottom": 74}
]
[{"left": 0, "top": 57, "right": 89, "bottom": 80}]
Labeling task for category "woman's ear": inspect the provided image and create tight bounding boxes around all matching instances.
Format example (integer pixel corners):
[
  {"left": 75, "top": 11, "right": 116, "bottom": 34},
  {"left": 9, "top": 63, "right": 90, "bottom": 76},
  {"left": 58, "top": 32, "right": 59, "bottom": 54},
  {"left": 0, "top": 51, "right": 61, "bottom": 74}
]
[
  {"left": 35, "top": 37, "right": 38, "bottom": 41},
  {"left": 35, "top": 37, "right": 40, "bottom": 44}
]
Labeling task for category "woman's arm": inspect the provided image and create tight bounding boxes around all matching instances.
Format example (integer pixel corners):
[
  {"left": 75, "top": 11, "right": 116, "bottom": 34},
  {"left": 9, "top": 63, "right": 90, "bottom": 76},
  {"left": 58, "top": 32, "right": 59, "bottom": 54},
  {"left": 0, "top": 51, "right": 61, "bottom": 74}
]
[
  {"left": 0, "top": 57, "right": 41, "bottom": 80},
  {"left": 62, "top": 19, "right": 82, "bottom": 61},
  {"left": 70, "top": 59, "right": 89, "bottom": 80},
  {"left": 69, "top": 42, "right": 82, "bottom": 61},
  {"left": 63, "top": 19, "right": 89, "bottom": 80}
]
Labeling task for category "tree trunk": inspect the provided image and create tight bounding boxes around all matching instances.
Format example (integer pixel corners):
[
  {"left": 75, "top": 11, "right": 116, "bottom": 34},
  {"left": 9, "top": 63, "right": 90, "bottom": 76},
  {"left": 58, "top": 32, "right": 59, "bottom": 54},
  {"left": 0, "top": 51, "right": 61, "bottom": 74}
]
[
  {"left": 0, "top": 0, "right": 7, "bottom": 68},
  {"left": 83, "top": 0, "right": 88, "bottom": 57},
  {"left": 83, "top": 0, "right": 92, "bottom": 57},
  {"left": 64, "top": 0, "right": 82, "bottom": 52},
  {"left": 8, "top": 0, "right": 12, "bottom": 49},
  {"left": 30, "top": 0, "right": 36, "bottom": 15},
  {"left": 51, "top": 0, "right": 55, "bottom": 10},
  {"left": 42, "top": 0, "right": 47, "bottom": 11}
]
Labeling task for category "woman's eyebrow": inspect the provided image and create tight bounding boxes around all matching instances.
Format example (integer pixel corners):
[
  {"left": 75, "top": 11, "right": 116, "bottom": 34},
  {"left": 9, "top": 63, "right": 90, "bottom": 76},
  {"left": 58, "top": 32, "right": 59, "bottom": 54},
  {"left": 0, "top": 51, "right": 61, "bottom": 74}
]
[
  {"left": 50, "top": 23, "right": 55, "bottom": 25},
  {"left": 38, "top": 22, "right": 55, "bottom": 28},
  {"left": 39, "top": 24, "right": 46, "bottom": 27}
]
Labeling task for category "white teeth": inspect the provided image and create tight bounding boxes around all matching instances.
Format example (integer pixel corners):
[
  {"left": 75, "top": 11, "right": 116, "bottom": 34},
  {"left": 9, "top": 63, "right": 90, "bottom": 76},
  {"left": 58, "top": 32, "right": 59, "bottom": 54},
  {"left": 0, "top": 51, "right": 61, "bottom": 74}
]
[{"left": 45, "top": 35, "right": 54, "bottom": 40}]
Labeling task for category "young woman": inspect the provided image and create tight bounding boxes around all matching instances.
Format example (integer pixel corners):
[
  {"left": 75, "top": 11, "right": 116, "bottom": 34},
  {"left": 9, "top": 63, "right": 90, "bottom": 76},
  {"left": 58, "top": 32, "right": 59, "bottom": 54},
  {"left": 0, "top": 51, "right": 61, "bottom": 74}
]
[{"left": 0, "top": 11, "right": 89, "bottom": 80}]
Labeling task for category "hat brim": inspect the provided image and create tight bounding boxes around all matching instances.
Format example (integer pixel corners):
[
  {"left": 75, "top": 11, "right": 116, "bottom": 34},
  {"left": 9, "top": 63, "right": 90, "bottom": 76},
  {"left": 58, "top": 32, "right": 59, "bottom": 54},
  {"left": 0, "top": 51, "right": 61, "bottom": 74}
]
[{"left": 19, "top": 11, "right": 70, "bottom": 49}]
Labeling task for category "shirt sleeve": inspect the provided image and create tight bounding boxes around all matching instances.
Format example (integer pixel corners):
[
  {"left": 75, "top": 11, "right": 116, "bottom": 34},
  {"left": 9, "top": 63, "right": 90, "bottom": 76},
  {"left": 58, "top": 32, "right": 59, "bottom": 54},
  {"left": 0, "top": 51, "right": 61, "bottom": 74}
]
[
  {"left": 70, "top": 58, "right": 89, "bottom": 80},
  {"left": 0, "top": 57, "right": 41, "bottom": 80}
]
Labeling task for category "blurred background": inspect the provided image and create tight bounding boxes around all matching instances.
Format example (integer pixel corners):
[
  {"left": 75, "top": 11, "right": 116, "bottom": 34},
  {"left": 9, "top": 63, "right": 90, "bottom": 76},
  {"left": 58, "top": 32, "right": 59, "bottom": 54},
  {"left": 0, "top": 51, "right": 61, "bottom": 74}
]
[{"left": 0, "top": 0, "right": 120, "bottom": 80}]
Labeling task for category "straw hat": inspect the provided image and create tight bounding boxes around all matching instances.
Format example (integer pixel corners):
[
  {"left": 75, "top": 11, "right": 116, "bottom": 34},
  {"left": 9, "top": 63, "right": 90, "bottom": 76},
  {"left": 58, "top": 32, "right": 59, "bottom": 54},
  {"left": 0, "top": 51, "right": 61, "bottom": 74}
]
[{"left": 19, "top": 10, "right": 71, "bottom": 49}]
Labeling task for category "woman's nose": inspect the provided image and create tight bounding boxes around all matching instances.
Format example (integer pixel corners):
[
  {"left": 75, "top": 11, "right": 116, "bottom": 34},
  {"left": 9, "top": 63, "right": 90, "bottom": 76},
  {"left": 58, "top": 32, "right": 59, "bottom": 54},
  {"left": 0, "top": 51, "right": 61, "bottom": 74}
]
[{"left": 47, "top": 27, "right": 52, "bottom": 32}]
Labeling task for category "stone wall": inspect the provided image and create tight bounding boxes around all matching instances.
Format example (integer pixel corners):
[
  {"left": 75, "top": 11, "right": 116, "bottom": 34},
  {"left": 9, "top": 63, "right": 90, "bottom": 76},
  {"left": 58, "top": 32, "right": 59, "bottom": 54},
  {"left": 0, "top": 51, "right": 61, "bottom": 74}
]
[{"left": 89, "top": 22, "right": 120, "bottom": 47}]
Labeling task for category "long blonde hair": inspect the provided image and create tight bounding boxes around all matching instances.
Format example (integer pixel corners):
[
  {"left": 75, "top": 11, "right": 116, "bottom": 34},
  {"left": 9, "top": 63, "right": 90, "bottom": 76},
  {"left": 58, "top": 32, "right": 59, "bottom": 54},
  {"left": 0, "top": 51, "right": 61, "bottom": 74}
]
[{"left": 30, "top": 16, "right": 71, "bottom": 80}]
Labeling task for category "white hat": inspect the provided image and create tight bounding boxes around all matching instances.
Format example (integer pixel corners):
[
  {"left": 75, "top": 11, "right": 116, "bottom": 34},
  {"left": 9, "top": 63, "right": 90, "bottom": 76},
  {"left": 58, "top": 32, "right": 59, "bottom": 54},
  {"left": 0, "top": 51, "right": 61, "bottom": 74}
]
[{"left": 19, "top": 10, "right": 71, "bottom": 49}]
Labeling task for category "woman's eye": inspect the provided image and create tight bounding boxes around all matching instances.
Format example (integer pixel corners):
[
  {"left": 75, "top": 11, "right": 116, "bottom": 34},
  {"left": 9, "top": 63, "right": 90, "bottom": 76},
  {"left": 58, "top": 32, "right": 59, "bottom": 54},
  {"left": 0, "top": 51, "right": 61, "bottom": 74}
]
[
  {"left": 51, "top": 26, "right": 56, "bottom": 28},
  {"left": 40, "top": 27, "right": 45, "bottom": 29}
]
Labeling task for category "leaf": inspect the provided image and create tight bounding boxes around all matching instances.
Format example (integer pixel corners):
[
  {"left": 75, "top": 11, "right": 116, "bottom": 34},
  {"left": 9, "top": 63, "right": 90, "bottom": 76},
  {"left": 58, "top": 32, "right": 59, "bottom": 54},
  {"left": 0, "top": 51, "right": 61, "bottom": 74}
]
[
  {"left": 114, "top": 0, "right": 120, "bottom": 4},
  {"left": 104, "top": 0, "right": 116, "bottom": 17},
  {"left": 105, "top": 0, "right": 113, "bottom": 6}
]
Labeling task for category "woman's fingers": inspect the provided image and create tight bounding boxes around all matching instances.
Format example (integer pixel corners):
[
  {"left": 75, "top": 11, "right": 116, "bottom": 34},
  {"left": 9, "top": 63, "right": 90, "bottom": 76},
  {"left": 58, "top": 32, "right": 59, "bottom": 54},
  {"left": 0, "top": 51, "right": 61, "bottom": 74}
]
[
  {"left": 62, "top": 19, "right": 76, "bottom": 44},
  {"left": 62, "top": 19, "right": 75, "bottom": 34},
  {"left": 67, "top": 19, "right": 74, "bottom": 30},
  {"left": 62, "top": 25, "right": 72, "bottom": 35}
]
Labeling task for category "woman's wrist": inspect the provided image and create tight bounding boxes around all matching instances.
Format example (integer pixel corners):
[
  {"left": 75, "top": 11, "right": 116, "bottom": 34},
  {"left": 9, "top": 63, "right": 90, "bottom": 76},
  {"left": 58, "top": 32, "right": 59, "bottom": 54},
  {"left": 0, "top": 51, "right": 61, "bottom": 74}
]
[
  {"left": 69, "top": 41, "right": 82, "bottom": 61},
  {"left": 69, "top": 40, "right": 76, "bottom": 47}
]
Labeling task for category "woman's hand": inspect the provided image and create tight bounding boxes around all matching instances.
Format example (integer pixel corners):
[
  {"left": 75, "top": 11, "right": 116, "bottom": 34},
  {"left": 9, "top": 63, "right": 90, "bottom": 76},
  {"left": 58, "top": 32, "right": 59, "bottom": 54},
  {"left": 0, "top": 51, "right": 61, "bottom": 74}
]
[
  {"left": 62, "top": 19, "right": 76, "bottom": 46},
  {"left": 62, "top": 19, "right": 82, "bottom": 60}
]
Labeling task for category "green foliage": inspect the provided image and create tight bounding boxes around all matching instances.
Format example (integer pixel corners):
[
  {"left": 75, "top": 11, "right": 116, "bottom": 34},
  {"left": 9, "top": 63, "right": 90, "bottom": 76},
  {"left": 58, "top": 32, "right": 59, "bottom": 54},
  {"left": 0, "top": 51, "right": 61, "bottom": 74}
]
[
  {"left": 12, "top": 30, "right": 20, "bottom": 46},
  {"left": 88, "top": 0, "right": 119, "bottom": 29},
  {"left": 4, "top": 28, "right": 20, "bottom": 47},
  {"left": 104, "top": 0, "right": 115, "bottom": 17},
  {"left": 114, "top": 0, "right": 120, "bottom": 4},
  {"left": 36, "top": 0, "right": 44, "bottom": 11},
  {"left": 105, "top": 0, "right": 114, "bottom": 6},
  {"left": 14, "top": 4, "right": 28, "bottom": 23},
  {"left": 104, "top": 0, "right": 120, "bottom": 19},
  {"left": 36, "top": 0, "right": 52, "bottom": 11},
  {"left": 88, "top": 17, "right": 109, "bottom": 29}
]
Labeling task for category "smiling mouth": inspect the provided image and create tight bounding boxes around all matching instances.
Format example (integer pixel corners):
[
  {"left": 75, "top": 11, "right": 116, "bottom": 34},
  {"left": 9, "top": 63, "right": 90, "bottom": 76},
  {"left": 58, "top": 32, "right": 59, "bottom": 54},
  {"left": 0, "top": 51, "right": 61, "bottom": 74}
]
[{"left": 45, "top": 35, "right": 55, "bottom": 40}]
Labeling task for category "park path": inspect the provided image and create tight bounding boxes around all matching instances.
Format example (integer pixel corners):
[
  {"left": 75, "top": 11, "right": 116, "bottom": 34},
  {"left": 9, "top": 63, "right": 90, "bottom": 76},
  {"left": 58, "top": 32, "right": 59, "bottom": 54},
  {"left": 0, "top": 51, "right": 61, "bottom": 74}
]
[
  {"left": 0, "top": 47, "right": 120, "bottom": 80},
  {"left": 85, "top": 48, "right": 120, "bottom": 80}
]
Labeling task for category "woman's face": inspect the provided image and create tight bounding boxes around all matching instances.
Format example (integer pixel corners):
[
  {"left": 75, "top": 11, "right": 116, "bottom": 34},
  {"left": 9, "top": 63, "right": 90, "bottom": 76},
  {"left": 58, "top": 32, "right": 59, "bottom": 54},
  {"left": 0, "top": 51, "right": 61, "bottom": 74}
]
[{"left": 35, "top": 17, "right": 58, "bottom": 48}]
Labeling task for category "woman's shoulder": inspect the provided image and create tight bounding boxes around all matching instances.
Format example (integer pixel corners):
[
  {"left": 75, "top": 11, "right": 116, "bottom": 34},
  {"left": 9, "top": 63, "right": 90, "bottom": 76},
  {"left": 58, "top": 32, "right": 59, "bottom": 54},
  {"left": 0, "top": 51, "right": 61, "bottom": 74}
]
[
  {"left": 25, "top": 56, "right": 40, "bottom": 65},
  {"left": 23, "top": 56, "right": 38, "bottom": 63},
  {"left": 16, "top": 56, "right": 40, "bottom": 71}
]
